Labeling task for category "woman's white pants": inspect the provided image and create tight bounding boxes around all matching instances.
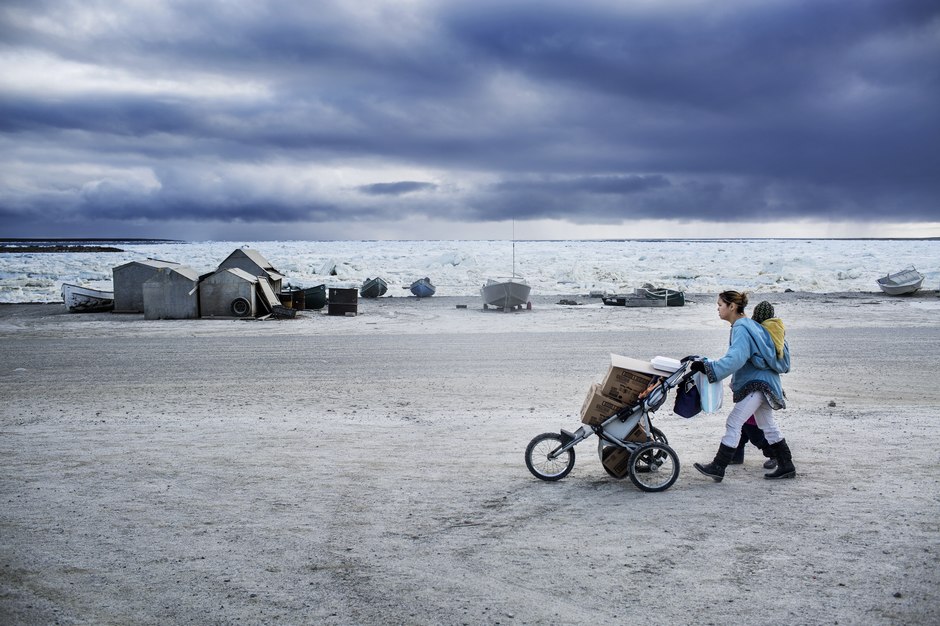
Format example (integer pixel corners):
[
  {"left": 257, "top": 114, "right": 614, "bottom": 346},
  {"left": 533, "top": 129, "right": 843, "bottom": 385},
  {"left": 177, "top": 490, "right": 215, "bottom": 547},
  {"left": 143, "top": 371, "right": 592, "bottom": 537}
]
[{"left": 720, "top": 390, "right": 784, "bottom": 447}]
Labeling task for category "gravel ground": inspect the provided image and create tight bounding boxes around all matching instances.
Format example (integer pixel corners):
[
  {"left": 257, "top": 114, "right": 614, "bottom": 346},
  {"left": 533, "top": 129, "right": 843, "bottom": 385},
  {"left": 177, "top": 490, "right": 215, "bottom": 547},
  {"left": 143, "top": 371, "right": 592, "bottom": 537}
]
[{"left": 1, "top": 293, "right": 939, "bottom": 625}]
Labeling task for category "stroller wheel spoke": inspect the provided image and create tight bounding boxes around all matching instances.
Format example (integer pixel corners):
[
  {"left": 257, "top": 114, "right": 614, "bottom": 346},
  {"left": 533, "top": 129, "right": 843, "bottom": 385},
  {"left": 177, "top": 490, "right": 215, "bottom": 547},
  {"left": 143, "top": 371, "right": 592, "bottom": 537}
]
[{"left": 525, "top": 433, "right": 576, "bottom": 481}]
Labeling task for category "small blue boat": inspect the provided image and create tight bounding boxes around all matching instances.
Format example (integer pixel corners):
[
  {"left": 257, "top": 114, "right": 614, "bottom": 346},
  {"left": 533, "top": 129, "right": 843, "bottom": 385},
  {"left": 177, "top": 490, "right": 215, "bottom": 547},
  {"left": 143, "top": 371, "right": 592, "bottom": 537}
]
[{"left": 409, "top": 277, "right": 436, "bottom": 298}]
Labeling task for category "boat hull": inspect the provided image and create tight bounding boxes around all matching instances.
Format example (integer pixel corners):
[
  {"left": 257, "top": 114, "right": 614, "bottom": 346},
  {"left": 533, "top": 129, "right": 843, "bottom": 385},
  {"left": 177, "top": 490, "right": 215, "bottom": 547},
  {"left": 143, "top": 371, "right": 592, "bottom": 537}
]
[
  {"left": 302, "top": 284, "right": 327, "bottom": 309},
  {"left": 360, "top": 277, "right": 388, "bottom": 298},
  {"left": 481, "top": 278, "right": 531, "bottom": 310},
  {"left": 877, "top": 267, "right": 924, "bottom": 296},
  {"left": 603, "top": 295, "right": 666, "bottom": 307},
  {"left": 604, "top": 288, "right": 685, "bottom": 307},
  {"left": 639, "top": 288, "right": 685, "bottom": 306},
  {"left": 410, "top": 278, "right": 436, "bottom": 298},
  {"left": 61, "top": 283, "right": 114, "bottom": 313}
]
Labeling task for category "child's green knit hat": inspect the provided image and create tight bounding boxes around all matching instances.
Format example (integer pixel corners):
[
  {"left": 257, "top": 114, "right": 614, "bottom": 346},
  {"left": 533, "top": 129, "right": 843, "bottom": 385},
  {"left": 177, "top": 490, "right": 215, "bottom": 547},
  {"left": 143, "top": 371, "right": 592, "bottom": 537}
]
[{"left": 753, "top": 301, "right": 775, "bottom": 324}]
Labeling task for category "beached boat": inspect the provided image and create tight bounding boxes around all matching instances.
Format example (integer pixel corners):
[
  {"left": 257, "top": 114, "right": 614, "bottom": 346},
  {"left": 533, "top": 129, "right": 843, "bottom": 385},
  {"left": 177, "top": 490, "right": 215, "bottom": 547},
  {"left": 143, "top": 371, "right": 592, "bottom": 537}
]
[
  {"left": 482, "top": 221, "right": 532, "bottom": 311},
  {"left": 61, "top": 283, "right": 114, "bottom": 313},
  {"left": 877, "top": 266, "right": 924, "bottom": 296},
  {"left": 360, "top": 277, "right": 388, "bottom": 298},
  {"left": 481, "top": 277, "right": 531, "bottom": 310},
  {"left": 302, "top": 284, "right": 327, "bottom": 309},
  {"left": 409, "top": 277, "right": 436, "bottom": 298},
  {"left": 638, "top": 287, "right": 685, "bottom": 307},
  {"left": 604, "top": 287, "right": 685, "bottom": 307},
  {"left": 602, "top": 294, "right": 667, "bottom": 307}
]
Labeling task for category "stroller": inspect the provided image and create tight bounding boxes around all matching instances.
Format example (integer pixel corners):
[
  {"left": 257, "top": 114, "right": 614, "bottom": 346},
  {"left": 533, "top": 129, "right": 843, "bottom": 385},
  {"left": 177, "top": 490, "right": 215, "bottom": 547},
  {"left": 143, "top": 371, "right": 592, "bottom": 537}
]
[{"left": 524, "top": 361, "right": 692, "bottom": 492}]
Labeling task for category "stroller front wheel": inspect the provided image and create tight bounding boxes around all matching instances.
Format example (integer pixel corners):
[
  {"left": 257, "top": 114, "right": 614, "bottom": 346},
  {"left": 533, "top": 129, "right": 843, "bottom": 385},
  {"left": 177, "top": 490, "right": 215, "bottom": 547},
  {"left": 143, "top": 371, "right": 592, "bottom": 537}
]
[{"left": 525, "top": 433, "right": 576, "bottom": 481}]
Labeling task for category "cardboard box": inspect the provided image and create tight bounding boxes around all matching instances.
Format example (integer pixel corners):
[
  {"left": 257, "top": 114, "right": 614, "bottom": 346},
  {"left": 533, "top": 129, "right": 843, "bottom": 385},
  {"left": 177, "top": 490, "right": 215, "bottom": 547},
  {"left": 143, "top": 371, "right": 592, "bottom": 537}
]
[
  {"left": 580, "top": 383, "right": 627, "bottom": 425},
  {"left": 601, "top": 427, "right": 651, "bottom": 478},
  {"left": 626, "top": 422, "right": 648, "bottom": 443},
  {"left": 601, "top": 446, "right": 631, "bottom": 479},
  {"left": 600, "top": 430, "right": 648, "bottom": 477},
  {"left": 600, "top": 365, "right": 654, "bottom": 405}
]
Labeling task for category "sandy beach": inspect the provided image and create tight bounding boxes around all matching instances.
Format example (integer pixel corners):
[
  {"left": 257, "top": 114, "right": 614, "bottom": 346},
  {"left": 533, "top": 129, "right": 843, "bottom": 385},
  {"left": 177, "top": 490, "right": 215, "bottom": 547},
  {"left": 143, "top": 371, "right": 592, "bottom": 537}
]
[{"left": 1, "top": 291, "right": 939, "bottom": 625}]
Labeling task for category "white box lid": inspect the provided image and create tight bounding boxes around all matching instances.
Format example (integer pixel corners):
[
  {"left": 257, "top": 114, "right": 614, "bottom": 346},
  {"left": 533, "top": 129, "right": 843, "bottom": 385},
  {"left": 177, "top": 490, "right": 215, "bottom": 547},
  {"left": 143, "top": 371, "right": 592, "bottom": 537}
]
[
  {"left": 610, "top": 353, "right": 677, "bottom": 376},
  {"left": 651, "top": 356, "right": 682, "bottom": 372}
]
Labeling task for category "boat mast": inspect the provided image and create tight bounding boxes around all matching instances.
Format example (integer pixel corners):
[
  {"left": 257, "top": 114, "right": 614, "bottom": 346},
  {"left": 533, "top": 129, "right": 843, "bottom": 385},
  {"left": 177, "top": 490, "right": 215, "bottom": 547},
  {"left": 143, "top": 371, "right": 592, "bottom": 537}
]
[{"left": 512, "top": 219, "right": 516, "bottom": 277}]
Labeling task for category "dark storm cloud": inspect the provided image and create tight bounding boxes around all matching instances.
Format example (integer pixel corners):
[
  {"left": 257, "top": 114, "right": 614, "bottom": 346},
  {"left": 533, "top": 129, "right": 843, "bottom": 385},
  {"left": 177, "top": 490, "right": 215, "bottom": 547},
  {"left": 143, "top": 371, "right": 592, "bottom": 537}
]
[
  {"left": 357, "top": 181, "right": 438, "bottom": 196},
  {"left": 0, "top": 0, "right": 937, "bottom": 237},
  {"left": 495, "top": 175, "right": 670, "bottom": 196}
]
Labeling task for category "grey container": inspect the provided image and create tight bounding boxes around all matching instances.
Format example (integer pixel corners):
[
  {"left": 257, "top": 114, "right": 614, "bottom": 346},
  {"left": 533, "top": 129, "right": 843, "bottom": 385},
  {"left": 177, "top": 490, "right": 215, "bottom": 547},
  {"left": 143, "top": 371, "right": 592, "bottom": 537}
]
[
  {"left": 113, "top": 259, "right": 182, "bottom": 313},
  {"left": 142, "top": 266, "right": 201, "bottom": 320},
  {"left": 199, "top": 268, "right": 259, "bottom": 318}
]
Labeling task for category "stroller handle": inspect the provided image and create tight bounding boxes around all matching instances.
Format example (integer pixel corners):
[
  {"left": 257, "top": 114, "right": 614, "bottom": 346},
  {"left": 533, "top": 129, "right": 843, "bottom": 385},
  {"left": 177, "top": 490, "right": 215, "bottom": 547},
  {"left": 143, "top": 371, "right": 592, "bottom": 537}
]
[{"left": 642, "top": 361, "right": 692, "bottom": 411}]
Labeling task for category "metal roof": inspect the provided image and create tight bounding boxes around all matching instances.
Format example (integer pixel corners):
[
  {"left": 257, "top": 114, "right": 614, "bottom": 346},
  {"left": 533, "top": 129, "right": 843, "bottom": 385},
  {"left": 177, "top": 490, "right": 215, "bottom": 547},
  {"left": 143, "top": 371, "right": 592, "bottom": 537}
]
[
  {"left": 218, "top": 248, "right": 285, "bottom": 281},
  {"left": 149, "top": 266, "right": 200, "bottom": 282},
  {"left": 113, "top": 258, "right": 181, "bottom": 271},
  {"left": 206, "top": 267, "right": 259, "bottom": 283}
]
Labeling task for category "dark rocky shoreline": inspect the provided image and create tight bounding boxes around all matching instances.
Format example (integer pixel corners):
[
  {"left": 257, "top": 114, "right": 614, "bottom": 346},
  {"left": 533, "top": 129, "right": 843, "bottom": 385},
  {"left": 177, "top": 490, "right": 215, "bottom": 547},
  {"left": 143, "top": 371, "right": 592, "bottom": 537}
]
[{"left": 0, "top": 245, "right": 124, "bottom": 253}]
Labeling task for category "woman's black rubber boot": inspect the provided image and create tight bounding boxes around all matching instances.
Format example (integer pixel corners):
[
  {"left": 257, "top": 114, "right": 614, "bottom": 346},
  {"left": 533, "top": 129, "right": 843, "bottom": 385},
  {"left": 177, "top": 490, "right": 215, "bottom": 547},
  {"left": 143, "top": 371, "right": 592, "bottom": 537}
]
[
  {"left": 730, "top": 434, "right": 746, "bottom": 465},
  {"left": 764, "top": 439, "right": 796, "bottom": 479},
  {"left": 694, "top": 444, "right": 736, "bottom": 482}
]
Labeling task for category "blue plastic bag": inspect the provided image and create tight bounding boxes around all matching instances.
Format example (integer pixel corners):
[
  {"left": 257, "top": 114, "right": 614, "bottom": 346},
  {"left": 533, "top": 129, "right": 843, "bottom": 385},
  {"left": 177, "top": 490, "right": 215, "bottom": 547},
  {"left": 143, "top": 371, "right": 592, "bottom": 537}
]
[{"left": 694, "top": 372, "right": 723, "bottom": 413}]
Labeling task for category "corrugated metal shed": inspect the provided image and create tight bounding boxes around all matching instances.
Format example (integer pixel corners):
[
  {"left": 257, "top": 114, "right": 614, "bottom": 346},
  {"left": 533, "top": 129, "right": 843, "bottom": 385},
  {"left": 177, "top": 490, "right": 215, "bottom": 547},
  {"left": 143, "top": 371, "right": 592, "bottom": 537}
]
[
  {"left": 113, "top": 259, "right": 182, "bottom": 312},
  {"left": 199, "top": 267, "right": 259, "bottom": 318},
  {"left": 142, "top": 266, "right": 201, "bottom": 320},
  {"left": 216, "top": 248, "right": 285, "bottom": 293}
]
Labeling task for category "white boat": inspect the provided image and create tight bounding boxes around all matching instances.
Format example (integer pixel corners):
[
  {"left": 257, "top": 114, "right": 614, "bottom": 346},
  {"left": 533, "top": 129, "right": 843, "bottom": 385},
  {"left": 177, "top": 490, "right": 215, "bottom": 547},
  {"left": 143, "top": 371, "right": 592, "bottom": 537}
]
[
  {"left": 876, "top": 266, "right": 924, "bottom": 296},
  {"left": 481, "top": 277, "right": 531, "bottom": 310},
  {"left": 61, "top": 283, "right": 114, "bottom": 313},
  {"left": 482, "top": 221, "right": 532, "bottom": 311}
]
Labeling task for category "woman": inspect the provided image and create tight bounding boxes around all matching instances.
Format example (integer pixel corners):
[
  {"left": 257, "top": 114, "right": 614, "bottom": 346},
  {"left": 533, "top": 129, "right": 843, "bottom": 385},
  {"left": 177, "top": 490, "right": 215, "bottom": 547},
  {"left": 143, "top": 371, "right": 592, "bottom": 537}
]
[
  {"left": 730, "top": 301, "right": 785, "bottom": 470},
  {"left": 690, "top": 291, "right": 796, "bottom": 481}
]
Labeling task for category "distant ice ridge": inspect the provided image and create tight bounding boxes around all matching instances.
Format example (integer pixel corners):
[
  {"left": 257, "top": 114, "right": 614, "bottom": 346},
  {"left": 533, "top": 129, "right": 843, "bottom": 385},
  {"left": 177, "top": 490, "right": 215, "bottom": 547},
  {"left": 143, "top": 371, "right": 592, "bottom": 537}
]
[{"left": 0, "top": 239, "right": 937, "bottom": 303}]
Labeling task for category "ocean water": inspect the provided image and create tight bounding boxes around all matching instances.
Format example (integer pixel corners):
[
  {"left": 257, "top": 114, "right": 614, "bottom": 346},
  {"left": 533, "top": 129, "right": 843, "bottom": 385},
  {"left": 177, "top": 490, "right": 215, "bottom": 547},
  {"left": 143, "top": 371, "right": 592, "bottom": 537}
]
[{"left": 0, "top": 239, "right": 937, "bottom": 303}]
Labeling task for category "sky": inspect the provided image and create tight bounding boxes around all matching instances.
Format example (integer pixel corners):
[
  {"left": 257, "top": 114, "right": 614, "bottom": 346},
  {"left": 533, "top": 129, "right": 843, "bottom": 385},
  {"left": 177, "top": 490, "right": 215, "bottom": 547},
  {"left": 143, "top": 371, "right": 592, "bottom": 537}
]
[{"left": 1, "top": 0, "right": 938, "bottom": 241}]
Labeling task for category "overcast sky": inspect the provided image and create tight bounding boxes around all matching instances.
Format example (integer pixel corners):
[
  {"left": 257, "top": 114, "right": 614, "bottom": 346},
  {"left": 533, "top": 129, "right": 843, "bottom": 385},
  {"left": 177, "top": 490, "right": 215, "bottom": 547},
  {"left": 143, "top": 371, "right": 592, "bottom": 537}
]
[{"left": 1, "top": 0, "right": 938, "bottom": 240}]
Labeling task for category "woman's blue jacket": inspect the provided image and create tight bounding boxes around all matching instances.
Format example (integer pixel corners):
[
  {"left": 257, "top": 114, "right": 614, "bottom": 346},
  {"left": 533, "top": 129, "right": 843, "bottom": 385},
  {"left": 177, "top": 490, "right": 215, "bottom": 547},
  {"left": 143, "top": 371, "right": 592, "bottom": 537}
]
[{"left": 703, "top": 318, "right": 790, "bottom": 409}]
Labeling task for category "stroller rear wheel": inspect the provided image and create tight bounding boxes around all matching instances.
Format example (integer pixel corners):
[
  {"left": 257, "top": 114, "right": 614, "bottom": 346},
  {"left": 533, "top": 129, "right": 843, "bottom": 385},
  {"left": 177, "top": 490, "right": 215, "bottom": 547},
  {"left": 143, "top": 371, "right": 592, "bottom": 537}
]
[
  {"left": 650, "top": 426, "right": 668, "bottom": 445},
  {"left": 601, "top": 427, "right": 669, "bottom": 479},
  {"left": 525, "top": 433, "right": 575, "bottom": 481},
  {"left": 628, "top": 442, "right": 680, "bottom": 492}
]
